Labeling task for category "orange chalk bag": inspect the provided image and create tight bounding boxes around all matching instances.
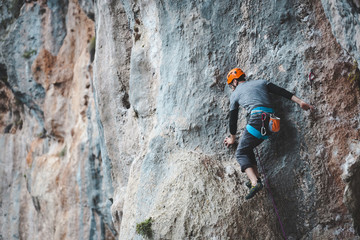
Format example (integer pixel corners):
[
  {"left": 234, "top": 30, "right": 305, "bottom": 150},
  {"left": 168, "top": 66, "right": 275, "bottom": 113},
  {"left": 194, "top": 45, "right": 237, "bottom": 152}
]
[{"left": 269, "top": 114, "right": 280, "bottom": 133}]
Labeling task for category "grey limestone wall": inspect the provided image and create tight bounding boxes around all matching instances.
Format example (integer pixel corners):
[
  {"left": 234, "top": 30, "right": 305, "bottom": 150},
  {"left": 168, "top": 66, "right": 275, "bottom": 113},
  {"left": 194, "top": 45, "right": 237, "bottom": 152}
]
[{"left": 94, "top": 0, "right": 360, "bottom": 239}]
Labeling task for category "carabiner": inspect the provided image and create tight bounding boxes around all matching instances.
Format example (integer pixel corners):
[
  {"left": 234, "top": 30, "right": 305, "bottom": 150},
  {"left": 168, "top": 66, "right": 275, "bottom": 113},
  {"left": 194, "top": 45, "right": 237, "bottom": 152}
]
[
  {"left": 261, "top": 113, "right": 267, "bottom": 121},
  {"left": 261, "top": 113, "right": 267, "bottom": 136},
  {"left": 261, "top": 126, "right": 266, "bottom": 136}
]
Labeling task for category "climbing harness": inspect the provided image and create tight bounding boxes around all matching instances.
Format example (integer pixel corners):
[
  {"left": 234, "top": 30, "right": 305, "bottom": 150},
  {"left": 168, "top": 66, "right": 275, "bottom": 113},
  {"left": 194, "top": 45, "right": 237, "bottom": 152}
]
[
  {"left": 246, "top": 124, "right": 269, "bottom": 140},
  {"left": 247, "top": 107, "right": 281, "bottom": 140},
  {"left": 255, "top": 148, "right": 288, "bottom": 240},
  {"left": 250, "top": 107, "right": 274, "bottom": 115}
]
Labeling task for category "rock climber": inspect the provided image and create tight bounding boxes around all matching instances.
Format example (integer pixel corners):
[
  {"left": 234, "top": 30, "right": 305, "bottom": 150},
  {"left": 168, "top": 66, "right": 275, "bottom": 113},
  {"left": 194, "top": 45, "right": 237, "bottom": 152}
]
[{"left": 223, "top": 68, "right": 314, "bottom": 200}]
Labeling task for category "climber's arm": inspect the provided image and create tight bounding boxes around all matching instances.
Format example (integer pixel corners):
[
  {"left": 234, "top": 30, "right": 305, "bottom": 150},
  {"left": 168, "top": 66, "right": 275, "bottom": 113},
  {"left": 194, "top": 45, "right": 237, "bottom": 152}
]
[
  {"left": 267, "top": 82, "right": 314, "bottom": 111},
  {"left": 224, "top": 108, "right": 238, "bottom": 147},
  {"left": 229, "top": 108, "right": 239, "bottom": 135},
  {"left": 291, "top": 95, "right": 314, "bottom": 111},
  {"left": 267, "top": 82, "right": 293, "bottom": 99}
]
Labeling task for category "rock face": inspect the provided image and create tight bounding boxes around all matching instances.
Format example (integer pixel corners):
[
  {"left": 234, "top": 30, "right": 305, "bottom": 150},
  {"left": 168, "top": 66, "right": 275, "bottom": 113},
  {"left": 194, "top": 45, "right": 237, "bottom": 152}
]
[
  {"left": 1, "top": 0, "right": 360, "bottom": 239},
  {"left": 94, "top": 0, "right": 360, "bottom": 239},
  {"left": 321, "top": 0, "right": 360, "bottom": 64},
  {"left": 0, "top": 0, "right": 115, "bottom": 239}
]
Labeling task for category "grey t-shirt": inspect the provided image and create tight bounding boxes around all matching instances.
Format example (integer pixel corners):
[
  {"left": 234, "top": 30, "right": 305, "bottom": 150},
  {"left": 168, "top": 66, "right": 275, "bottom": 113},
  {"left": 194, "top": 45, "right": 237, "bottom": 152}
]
[{"left": 229, "top": 79, "right": 272, "bottom": 113}]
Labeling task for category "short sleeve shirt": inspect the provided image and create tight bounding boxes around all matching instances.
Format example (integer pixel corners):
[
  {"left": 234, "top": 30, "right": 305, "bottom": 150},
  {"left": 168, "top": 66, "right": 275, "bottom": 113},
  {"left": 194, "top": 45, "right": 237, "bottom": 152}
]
[{"left": 229, "top": 79, "right": 273, "bottom": 113}]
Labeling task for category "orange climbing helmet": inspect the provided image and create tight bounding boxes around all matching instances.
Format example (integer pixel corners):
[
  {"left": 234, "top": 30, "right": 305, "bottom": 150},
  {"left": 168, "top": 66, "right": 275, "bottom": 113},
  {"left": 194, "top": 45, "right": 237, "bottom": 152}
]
[{"left": 227, "top": 68, "right": 245, "bottom": 84}]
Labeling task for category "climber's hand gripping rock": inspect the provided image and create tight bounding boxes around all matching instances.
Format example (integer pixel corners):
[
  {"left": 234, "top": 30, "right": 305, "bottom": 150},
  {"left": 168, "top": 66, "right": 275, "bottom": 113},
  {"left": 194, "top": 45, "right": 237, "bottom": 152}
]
[{"left": 224, "top": 134, "right": 236, "bottom": 148}]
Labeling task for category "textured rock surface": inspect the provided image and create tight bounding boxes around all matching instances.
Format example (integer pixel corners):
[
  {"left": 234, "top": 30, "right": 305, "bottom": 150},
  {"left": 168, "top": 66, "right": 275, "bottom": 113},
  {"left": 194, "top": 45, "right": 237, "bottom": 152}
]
[
  {"left": 0, "top": 0, "right": 115, "bottom": 239},
  {"left": 321, "top": 0, "right": 360, "bottom": 64},
  {"left": 1, "top": 0, "right": 360, "bottom": 239},
  {"left": 93, "top": 0, "right": 360, "bottom": 239}
]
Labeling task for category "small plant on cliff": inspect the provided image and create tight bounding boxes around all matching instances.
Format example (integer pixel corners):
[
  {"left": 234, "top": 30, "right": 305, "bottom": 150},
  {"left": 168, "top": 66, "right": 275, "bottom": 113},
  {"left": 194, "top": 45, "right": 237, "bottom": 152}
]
[
  {"left": 15, "top": 119, "right": 23, "bottom": 129},
  {"left": 348, "top": 60, "right": 360, "bottom": 89},
  {"left": 22, "top": 49, "right": 37, "bottom": 59},
  {"left": 58, "top": 146, "right": 67, "bottom": 158},
  {"left": 36, "top": 130, "right": 46, "bottom": 139},
  {"left": 136, "top": 217, "right": 153, "bottom": 239},
  {"left": 89, "top": 36, "right": 96, "bottom": 62},
  {"left": 14, "top": 97, "right": 23, "bottom": 107},
  {"left": 89, "top": 36, "right": 96, "bottom": 52}
]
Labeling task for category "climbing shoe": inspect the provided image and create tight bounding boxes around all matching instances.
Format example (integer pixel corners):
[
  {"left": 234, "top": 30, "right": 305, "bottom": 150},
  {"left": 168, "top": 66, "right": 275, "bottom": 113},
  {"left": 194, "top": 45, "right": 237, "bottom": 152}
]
[
  {"left": 245, "top": 181, "right": 252, "bottom": 189},
  {"left": 245, "top": 179, "right": 263, "bottom": 200}
]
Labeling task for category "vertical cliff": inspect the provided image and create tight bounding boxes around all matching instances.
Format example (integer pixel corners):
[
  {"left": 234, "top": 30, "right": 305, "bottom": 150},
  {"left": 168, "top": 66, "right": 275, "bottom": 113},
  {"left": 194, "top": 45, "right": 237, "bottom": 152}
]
[
  {"left": 94, "top": 0, "right": 360, "bottom": 239},
  {"left": 1, "top": 0, "right": 360, "bottom": 239},
  {"left": 0, "top": 0, "right": 115, "bottom": 239}
]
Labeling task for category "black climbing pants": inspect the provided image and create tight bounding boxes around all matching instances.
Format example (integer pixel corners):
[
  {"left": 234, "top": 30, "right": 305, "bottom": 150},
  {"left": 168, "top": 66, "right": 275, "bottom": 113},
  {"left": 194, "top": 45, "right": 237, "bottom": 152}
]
[{"left": 235, "top": 113, "right": 272, "bottom": 172}]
